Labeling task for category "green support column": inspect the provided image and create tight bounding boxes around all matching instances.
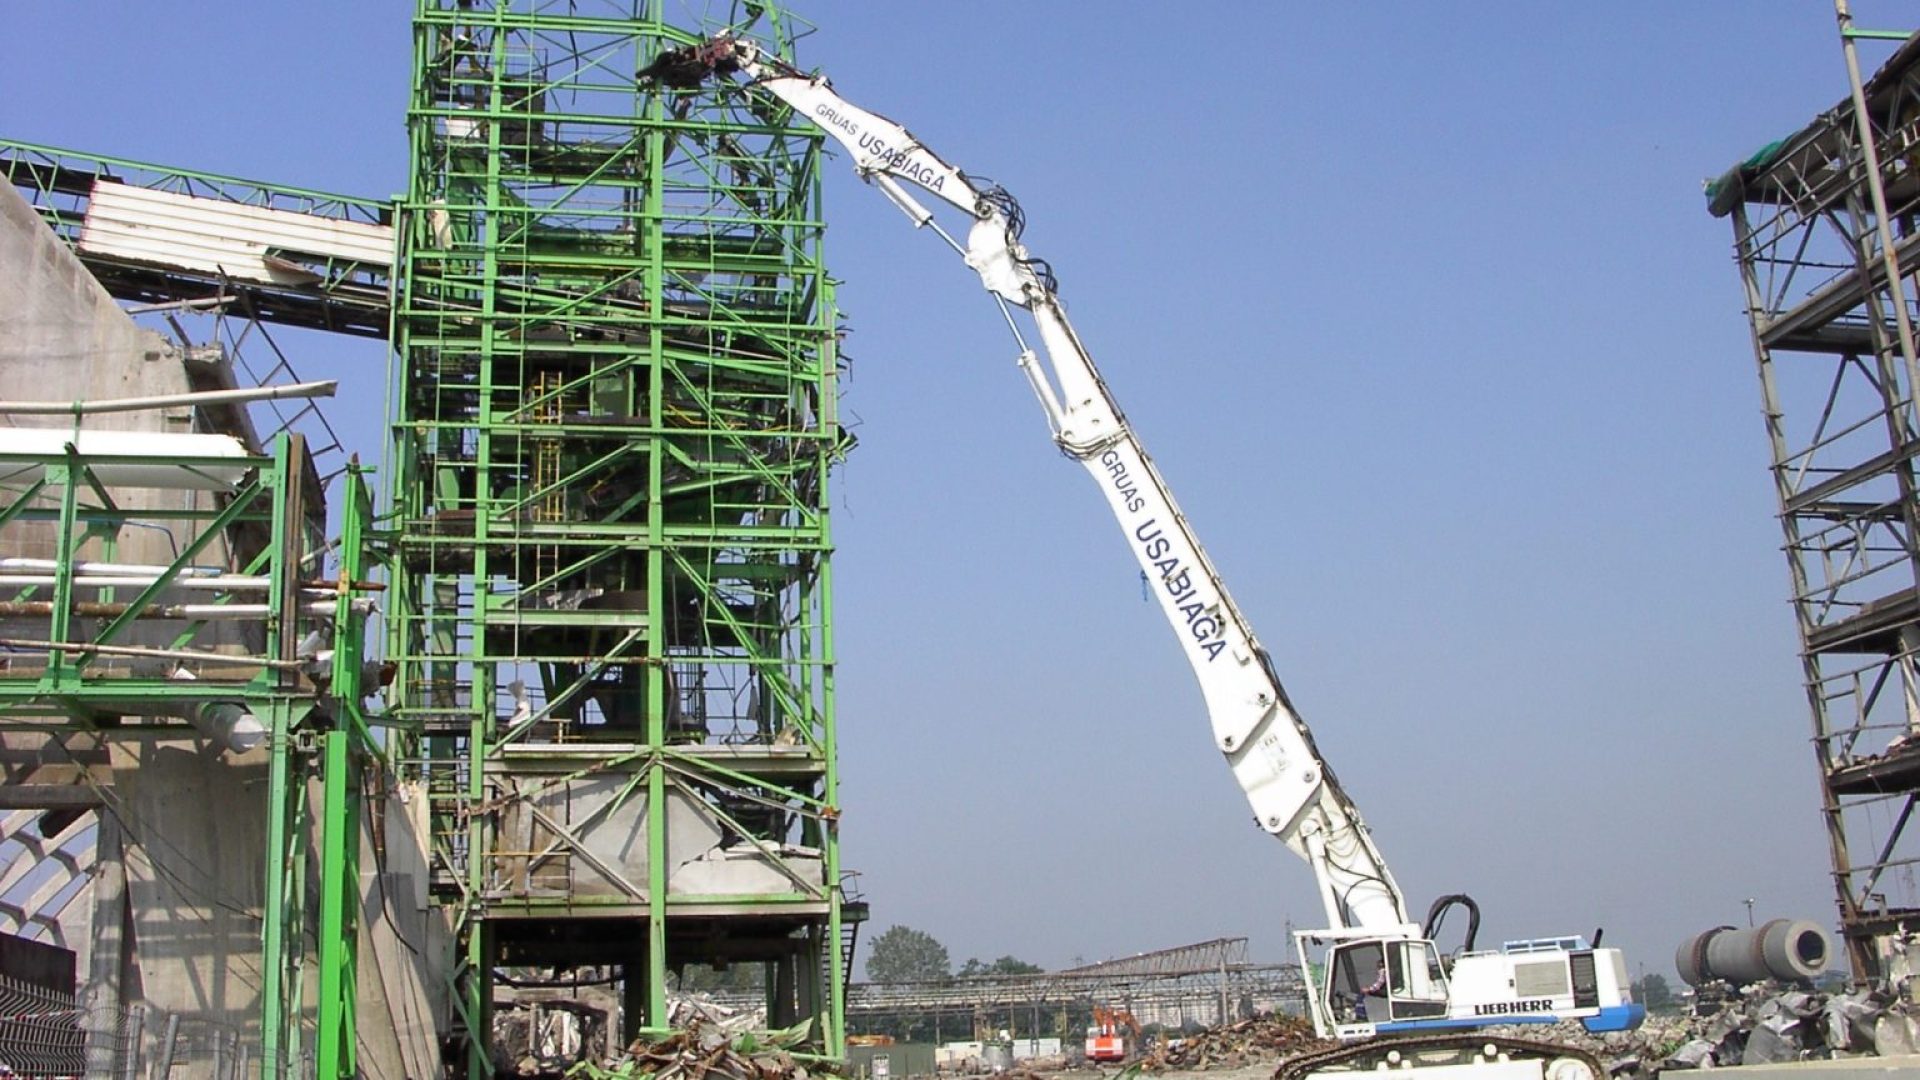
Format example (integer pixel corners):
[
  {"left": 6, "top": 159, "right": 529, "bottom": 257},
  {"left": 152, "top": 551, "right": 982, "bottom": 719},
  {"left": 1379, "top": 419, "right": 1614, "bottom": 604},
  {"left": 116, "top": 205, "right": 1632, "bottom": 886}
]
[
  {"left": 260, "top": 699, "right": 294, "bottom": 1078},
  {"left": 643, "top": 92, "right": 672, "bottom": 1036},
  {"left": 316, "top": 729, "right": 354, "bottom": 1078},
  {"left": 45, "top": 461, "right": 79, "bottom": 679}
]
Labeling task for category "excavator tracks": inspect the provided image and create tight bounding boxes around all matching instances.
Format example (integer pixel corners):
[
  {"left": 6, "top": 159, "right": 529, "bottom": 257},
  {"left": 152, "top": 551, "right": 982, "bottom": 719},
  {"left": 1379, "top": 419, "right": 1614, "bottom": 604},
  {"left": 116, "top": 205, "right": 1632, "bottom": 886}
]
[{"left": 1274, "top": 1033, "right": 1605, "bottom": 1080}]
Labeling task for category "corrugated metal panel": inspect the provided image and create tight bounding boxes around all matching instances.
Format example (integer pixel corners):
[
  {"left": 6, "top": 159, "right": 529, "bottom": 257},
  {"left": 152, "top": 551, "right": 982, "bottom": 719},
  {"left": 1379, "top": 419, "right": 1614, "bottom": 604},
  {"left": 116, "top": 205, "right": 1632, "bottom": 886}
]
[{"left": 77, "top": 181, "right": 391, "bottom": 286}]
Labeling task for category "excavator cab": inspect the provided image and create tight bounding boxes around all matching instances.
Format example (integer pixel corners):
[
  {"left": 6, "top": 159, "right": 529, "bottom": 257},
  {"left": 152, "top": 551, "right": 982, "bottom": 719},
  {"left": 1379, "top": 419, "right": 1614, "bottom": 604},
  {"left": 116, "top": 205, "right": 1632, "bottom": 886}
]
[{"left": 1324, "top": 937, "right": 1450, "bottom": 1028}]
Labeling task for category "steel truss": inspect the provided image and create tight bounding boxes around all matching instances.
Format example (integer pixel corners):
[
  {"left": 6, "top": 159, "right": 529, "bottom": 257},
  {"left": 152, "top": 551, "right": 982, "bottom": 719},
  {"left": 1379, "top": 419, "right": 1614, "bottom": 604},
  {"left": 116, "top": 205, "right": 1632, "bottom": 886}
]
[
  {"left": 390, "top": 2, "right": 848, "bottom": 1072},
  {"left": 1710, "top": 26, "right": 1920, "bottom": 976},
  {"left": 1057, "top": 937, "right": 1252, "bottom": 980},
  {"left": 839, "top": 965, "right": 1305, "bottom": 1033},
  {"left": 700, "top": 939, "right": 1304, "bottom": 1036}
]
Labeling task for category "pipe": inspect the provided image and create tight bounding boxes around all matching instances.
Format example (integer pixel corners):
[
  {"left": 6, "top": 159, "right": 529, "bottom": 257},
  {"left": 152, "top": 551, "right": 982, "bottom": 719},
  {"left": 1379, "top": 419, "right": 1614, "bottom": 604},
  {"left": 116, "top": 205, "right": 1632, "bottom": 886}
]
[
  {"left": 125, "top": 294, "right": 239, "bottom": 315},
  {"left": 0, "top": 574, "right": 365, "bottom": 595},
  {"left": 3, "top": 575, "right": 276, "bottom": 591},
  {"left": 0, "top": 635, "right": 303, "bottom": 670},
  {"left": 0, "top": 558, "right": 226, "bottom": 577},
  {"left": 156, "top": 1014, "right": 179, "bottom": 1078},
  {"left": 0, "top": 600, "right": 371, "bottom": 619},
  {"left": 85, "top": 670, "right": 271, "bottom": 755},
  {"left": 1675, "top": 919, "right": 1832, "bottom": 987},
  {"left": 191, "top": 701, "right": 266, "bottom": 755},
  {"left": 0, "top": 379, "right": 337, "bottom": 415},
  {"left": 75, "top": 696, "right": 266, "bottom": 756},
  {"left": 0, "top": 562, "right": 383, "bottom": 592}
]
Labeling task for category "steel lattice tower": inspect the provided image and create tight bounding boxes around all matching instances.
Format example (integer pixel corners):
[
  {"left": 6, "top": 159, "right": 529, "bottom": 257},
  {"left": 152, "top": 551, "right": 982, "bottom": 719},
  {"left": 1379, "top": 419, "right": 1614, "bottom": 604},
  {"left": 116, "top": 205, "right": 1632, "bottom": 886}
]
[
  {"left": 390, "top": 3, "right": 847, "bottom": 1069},
  {"left": 1710, "top": 23, "right": 1920, "bottom": 977}
]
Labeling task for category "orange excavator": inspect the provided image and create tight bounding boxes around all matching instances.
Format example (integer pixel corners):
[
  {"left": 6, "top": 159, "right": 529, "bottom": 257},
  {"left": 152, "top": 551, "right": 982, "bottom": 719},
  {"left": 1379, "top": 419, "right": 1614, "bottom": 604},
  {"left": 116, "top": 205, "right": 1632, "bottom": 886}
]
[{"left": 1084, "top": 1007, "right": 1140, "bottom": 1063}]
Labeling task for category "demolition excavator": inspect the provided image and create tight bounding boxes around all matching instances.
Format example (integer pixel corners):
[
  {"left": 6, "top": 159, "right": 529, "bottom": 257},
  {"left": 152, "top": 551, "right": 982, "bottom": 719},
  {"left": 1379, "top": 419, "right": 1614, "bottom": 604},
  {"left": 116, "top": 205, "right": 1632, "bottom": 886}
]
[
  {"left": 1085, "top": 1006, "right": 1140, "bottom": 1064},
  {"left": 663, "top": 30, "right": 1645, "bottom": 1080}
]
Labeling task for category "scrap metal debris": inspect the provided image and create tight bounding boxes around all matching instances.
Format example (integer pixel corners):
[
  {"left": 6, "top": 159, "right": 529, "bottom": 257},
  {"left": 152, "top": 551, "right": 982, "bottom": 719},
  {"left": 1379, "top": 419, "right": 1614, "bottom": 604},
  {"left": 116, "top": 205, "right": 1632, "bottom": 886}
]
[
  {"left": 1641, "top": 983, "right": 1920, "bottom": 1072},
  {"left": 1135, "top": 1014, "right": 1330, "bottom": 1071},
  {"left": 1452, "top": 984, "right": 1920, "bottom": 1077},
  {"left": 567, "top": 1019, "right": 816, "bottom": 1080},
  {"left": 637, "top": 40, "right": 739, "bottom": 88},
  {"left": 489, "top": 990, "right": 772, "bottom": 1076},
  {"left": 491, "top": 999, "right": 611, "bottom": 1077},
  {"left": 668, "top": 992, "right": 769, "bottom": 1036}
]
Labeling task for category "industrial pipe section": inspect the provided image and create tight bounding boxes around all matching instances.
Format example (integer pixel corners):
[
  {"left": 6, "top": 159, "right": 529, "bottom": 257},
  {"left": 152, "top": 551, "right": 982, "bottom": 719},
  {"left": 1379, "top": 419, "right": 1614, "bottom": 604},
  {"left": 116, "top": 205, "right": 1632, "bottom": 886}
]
[{"left": 1675, "top": 919, "right": 1832, "bottom": 987}]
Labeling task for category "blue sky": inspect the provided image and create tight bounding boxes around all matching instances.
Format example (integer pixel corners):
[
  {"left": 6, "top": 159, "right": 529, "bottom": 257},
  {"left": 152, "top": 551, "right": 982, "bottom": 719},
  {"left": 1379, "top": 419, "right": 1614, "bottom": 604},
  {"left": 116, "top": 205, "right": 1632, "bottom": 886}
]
[{"left": 3, "top": 3, "right": 1905, "bottom": 979}]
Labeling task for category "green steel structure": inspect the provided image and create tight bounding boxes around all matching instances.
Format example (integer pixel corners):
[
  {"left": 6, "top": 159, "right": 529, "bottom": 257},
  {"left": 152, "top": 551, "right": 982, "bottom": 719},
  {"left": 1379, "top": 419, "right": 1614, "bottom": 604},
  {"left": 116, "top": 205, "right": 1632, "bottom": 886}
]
[
  {"left": 3, "top": 139, "right": 411, "bottom": 1075},
  {"left": 390, "top": 2, "right": 849, "bottom": 1070},
  {"left": 0, "top": 433, "right": 381, "bottom": 1075}
]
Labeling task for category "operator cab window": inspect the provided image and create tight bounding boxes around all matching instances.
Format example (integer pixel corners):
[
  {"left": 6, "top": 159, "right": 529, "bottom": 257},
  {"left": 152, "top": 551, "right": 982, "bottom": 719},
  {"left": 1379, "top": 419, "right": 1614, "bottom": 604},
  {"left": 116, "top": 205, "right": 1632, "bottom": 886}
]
[
  {"left": 1329, "top": 940, "right": 1450, "bottom": 1023},
  {"left": 1329, "top": 942, "right": 1386, "bottom": 1023},
  {"left": 1383, "top": 940, "right": 1448, "bottom": 1019}
]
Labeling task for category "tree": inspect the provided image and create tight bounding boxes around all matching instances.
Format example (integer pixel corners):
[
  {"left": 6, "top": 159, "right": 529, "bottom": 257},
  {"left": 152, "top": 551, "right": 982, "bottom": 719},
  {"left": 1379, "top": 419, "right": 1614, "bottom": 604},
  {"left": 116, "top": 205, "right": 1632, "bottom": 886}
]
[
  {"left": 1632, "top": 973, "right": 1673, "bottom": 1010},
  {"left": 958, "top": 955, "right": 1044, "bottom": 978},
  {"left": 675, "top": 962, "right": 766, "bottom": 993},
  {"left": 992, "top": 955, "right": 1043, "bottom": 976},
  {"left": 866, "top": 925, "right": 951, "bottom": 983}
]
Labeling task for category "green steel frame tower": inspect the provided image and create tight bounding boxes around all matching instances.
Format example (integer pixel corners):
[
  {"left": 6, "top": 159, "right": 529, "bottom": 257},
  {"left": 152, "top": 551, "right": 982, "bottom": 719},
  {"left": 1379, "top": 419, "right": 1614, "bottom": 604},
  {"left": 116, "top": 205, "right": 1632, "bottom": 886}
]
[{"left": 389, "top": 1, "right": 847, "bottom": 1070}]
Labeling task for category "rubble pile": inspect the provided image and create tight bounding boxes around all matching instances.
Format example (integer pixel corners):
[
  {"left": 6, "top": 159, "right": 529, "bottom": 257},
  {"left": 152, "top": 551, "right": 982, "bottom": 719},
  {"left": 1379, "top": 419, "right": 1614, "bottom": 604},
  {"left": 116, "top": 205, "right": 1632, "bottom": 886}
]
[
  {"left": 568, "top": 1019, "right": 817, "bottom": 1080},
  {"left": 668, "top": 992, "right": 769, "bottom": 1036},
  {"left": 1472, "top": 985, "right": 1920, "bottom": 1076},
  {"left": 1638, "top": 985, "right": 1920, "bottom": 1073},
  {"left": 1105, "top": 988, "right": 1920, "bottom": 1077},
  {"left": 491, "top": 999, "right": 611, "bottom": 1077},
  {"left": 1137, "top": 1014, "right": 1331, "bottom": 1072}
]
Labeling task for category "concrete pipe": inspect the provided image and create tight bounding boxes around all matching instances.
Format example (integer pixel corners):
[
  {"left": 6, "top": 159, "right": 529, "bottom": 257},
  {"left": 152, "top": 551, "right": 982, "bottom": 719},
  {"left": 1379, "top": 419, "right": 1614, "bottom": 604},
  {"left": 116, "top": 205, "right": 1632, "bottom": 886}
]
[{"left": 1674, "top": 919, "right": 1832, "bottom": 987}]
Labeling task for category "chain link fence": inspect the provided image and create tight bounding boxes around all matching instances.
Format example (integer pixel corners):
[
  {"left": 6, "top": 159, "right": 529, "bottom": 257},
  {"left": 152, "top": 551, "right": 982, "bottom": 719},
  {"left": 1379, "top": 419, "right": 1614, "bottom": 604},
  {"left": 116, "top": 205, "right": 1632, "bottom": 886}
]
[
  {"left": 140, "top": 1012, "right": 318, "bottom": 1079},
  {"left": 0, "top": 970, "right": 91, "bottom": 1078},
  {"left": 144, "top": 1013, "right": 312, "bottom": 1079},
  {"left": 0, "top": 972, "right": 317, "bottom": 1079}
]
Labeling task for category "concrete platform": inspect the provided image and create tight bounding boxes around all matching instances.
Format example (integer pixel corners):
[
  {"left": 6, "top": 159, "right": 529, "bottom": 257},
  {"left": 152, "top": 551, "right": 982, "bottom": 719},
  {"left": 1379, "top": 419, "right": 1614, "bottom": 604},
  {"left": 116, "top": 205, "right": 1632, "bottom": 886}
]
[{"left": 1711, "top": 1055, "right": 1920, "bottom": 1076}]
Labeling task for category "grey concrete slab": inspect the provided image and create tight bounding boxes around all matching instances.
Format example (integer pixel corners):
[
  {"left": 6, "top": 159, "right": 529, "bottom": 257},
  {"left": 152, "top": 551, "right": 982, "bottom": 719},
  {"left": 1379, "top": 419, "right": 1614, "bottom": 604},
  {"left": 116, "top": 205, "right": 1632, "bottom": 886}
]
[{"left": 1711, "top": 1054, "right": 1920, "bottom": 1076}]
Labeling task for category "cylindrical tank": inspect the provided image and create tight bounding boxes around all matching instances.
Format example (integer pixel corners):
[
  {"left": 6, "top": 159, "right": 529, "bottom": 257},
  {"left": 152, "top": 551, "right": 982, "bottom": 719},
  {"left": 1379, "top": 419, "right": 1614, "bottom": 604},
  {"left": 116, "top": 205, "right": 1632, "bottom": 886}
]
[
  {"left": 1674, "top": 919, "right": 1831, "bottom": 986},
  {"left": 983, "top": 1044, "right": 1013, "bottom": 1074}
]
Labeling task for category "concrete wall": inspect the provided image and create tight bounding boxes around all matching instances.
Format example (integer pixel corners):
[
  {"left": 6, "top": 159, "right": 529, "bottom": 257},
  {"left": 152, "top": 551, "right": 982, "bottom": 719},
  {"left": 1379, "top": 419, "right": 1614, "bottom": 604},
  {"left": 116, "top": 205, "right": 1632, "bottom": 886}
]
[
  {"left": 849, "top": 1042, "right": 938, "bottom": 1079},
  {"left": 0, "top": 177, "right": 257, "bottom": 668},
  {"left": 0, "top": 183, "right": 184, "bottom": 440},
  {"left": 355, "top": 779, "right": 449, "bottom": 1079},
  {"left": 112, "top": 743, "right": 270, "bottom": 1029}
]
